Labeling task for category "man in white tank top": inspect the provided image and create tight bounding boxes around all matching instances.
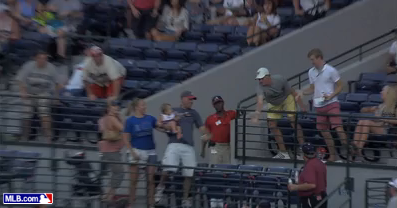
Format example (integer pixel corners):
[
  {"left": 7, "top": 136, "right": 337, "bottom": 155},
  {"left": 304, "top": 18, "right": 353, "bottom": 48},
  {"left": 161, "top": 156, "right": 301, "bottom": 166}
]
[{"left": 386, "top": 30, "right": 397, "bottom": 74}]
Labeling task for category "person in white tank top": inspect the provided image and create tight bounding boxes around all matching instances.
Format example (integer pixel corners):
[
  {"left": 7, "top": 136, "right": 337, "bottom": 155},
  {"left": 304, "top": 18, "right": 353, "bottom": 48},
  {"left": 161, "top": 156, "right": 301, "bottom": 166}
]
[
  {"left": 386, "top": 30, "right": 397, "bottom": 74},
  {"left": 246, "top": 0, "right": 280, "bottom": 46}
]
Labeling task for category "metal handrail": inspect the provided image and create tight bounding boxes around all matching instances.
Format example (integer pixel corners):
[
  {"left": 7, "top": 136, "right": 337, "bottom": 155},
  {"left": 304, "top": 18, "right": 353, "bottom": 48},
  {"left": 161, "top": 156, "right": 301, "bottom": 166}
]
[{"left": 237, "top": 28, "right": 397, "bottom": 109}]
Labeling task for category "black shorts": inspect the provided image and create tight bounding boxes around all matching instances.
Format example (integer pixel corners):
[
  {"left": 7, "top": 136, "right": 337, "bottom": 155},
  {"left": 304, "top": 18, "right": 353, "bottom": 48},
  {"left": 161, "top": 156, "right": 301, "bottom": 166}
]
[
  {"left": 299, "top": 192, "right": 327, "bottom": 208},
  {"left": 131, "top": 8, "right": 158, "bottom": 38}
]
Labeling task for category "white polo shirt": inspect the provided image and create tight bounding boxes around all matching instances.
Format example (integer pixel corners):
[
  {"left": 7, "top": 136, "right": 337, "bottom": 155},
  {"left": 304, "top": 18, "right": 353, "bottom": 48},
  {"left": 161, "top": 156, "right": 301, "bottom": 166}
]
[
  {"left": 308, "top": 64, "right": 340, "bottom": 108},
  {"left": 389, "top": 41, "right": 397, "bottom": 64},
  {"left": 299, "top": 0, "right": 328, "bottom": 14}
]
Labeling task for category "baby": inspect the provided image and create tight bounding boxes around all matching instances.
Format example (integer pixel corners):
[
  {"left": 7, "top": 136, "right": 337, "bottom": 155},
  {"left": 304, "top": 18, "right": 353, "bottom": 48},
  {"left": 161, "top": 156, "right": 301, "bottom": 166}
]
[{"left": 160, "top": 103, "right": 182, "bottom": 139}]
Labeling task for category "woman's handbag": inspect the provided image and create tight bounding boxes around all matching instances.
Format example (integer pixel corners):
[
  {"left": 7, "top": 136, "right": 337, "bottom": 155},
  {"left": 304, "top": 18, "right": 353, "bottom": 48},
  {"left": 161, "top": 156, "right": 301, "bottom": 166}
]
[{"left": 101, "top": 115, "right": 121, "bottom": 141}]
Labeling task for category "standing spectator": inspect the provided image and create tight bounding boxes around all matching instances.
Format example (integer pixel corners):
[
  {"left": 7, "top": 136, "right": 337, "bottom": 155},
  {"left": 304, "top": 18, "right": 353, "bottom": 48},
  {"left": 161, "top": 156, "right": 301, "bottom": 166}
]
[
  {"left": 98, "top": 100, "right": 125, "bottom": 202},
  {"left": 83, "top": 46, "right": 126, "bottom": 100},
  {"left": 202, "top": 95, "right": 236, "bottom": 164},
  {"left": 296, "top": 48, "right": 348, "bottom": 162},
  {"left": 246, "top": 0, "right": 280, "bottom": 46},
  {"left": 292, "top": 0, "right": 330, "bottom": 24},
  {"left": 288, "top": 143, "right": 327, "bottom": 208},
  {"left": 128, "top": 0, "right": 161, "bottom": 39},
  {"left": 155, "top": 91, "right": 208, "bottom": 207},
  {"left": 0, "top": 4, "right": 20, "bottom": 54},
  {"left": 352, "top": 85, "right": 397, "bottom": 162},
  {"left": 46, "top": 0, "right": 83, "bottom": 58},
  {"left": 123, "top": 98, "right": 163, "bottom": 208},
  {"left": 16, "top": 50, "right": 62, "bottom": 142},
  {"left": 251, "top": 67, "right": 306, "bottom": 160},
  {"left": 151, "top": 0, "right": 189, "bottom": 42},
  {"left": 386, "top": 29, "right": 397, "bottom": 74},
  {"left": 387, "top": 179, "right": 397, "bottom": 208}
]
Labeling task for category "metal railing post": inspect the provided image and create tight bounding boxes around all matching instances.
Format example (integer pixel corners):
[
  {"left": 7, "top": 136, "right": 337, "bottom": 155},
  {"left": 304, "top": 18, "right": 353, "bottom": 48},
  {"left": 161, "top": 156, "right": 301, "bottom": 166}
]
[
  {"left": 293, "top": 111, "right": 298, "bottom": 169},
  {"left": 235, "top": 110, "right": 239, "bottom": 159},
  {"left": 365, "top": 180, "right": 368, "bottom": 208},
  {"left": 242, "top": 111, "right": 247, "bottom": 165},
  {"left": 345, "top": 115, "right": 353, "bottom": 208}
]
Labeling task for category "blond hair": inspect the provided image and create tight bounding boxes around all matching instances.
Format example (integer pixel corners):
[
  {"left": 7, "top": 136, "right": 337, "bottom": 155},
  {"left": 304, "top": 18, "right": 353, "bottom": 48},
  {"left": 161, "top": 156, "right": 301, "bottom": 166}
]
[
  {"left": 161, "top": 103, "right": 171, "bottom": 114},
  {"left": 382, "top": 85, "right": 397, "bottom": 115},
  {"left": 125, "top": 98, "right": 142, "bottom": 116}
]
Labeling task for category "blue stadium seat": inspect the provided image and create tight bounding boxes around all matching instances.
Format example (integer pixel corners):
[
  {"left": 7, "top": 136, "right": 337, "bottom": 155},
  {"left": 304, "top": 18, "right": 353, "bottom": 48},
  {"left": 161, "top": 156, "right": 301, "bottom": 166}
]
[
  {"left": 355, "top": 80, "right": 381, "bottom": 93},
  {"left": 123, "top": 80, "right": 141, "bottom": 89},
  {"left": 214, "top": 25, "right": 234, "bottom": 35},
  {"left": 131, "top": 39, "right": 153, "bottom": 50},
  {"left": 239, "top": 165, "right": 264, "bottom": 172},
  {"left": 225, "top": 173, "right": 244, "bottom": 199},
  {"left": 13, "top": 151, "right": 40, "bottom": 179},
  {"left": 154, "top": 41, "right": 175, "bottom": 51},
  {"left": 159, "top": 61, "right": 189, "bottom": 81},
  {"left": 144, "top": 49, "right": 164, "bottom": 60},
  {"left": 265, "top": 167, "right": 291, "bottom": 176},
  {"left": 340, "top": 101, "right": 359, "bottom": 112},
  {"left": 181, "top": 63, "right": 202, "bottom": 75},
  {"left": 368, "top": 94, "right": 382, "bottom": 103},
  {"left": 212, "top": 164, "right": 239, "bottom": 171},
  {"left": 338, "top": 93, "right": 347, "bottom": 101},
  {"left": 134, "top": 89, "right": 152, "bottom": 98},
  {"left": 251, "top": 176, "right": 278, "bottom": 203},
  {"left": 227, "top": 26, "right": 248, "bottom": 43},
  {"left": 200, "top": 172, "right": 226, "bottom": 199},
  {"left": 161, "top": 82, "right": 178, "bottom": 90},
  {"left": 359, "top": 73, "right": 387, "bottom": 82},
  {"left": 219, "top": 45, "right": 242, "bottom": 56},
  {"left": 360, "top": 102, "right": 378, "bottom": 109},
  {"left": 190, "top": 43, "right": 218, "bottom": 62},
  {"left": 140, "top": 81, "right": 162, "bottom": 94},
  {"left": 136, "top": 60, "right": 157, "bottom": 70},
  {"left": 121, "top": 47, "right": 142, "bottom": 59},
  {"left": 175, "top": 42, "right": 198, "bottom": 52},
  {"left": 346, "top": 93, "right": 368, "bottom": 103},
  {"left": 168, "top": 42, "right": 197, "bottom": 61}
]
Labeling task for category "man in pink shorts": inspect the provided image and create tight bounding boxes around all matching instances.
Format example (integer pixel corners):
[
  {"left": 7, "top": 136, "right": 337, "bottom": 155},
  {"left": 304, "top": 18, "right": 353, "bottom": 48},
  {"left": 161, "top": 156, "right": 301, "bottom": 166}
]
[{"left": 296, "top": 48, "right": 348, "bottom": 162}]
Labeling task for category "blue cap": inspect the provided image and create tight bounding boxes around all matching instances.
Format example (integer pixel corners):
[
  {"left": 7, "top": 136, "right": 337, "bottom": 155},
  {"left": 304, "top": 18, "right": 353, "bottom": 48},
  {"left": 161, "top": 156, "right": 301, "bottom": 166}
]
[{"left": 301, "top": 143, "right": 316, "bottom": 155}]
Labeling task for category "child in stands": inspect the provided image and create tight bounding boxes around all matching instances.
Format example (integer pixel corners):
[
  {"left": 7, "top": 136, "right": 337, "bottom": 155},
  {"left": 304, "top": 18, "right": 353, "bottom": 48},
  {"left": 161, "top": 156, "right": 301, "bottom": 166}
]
[{"left": 159, "top": 103, "right": 182, "bottom": 139}]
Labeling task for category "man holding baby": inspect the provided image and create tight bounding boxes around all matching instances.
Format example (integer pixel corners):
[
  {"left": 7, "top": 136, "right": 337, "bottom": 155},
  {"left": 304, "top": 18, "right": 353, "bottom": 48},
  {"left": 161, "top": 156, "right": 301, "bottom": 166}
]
[{"left": 155, "top": 91, "right": 209, "bottom": 207}]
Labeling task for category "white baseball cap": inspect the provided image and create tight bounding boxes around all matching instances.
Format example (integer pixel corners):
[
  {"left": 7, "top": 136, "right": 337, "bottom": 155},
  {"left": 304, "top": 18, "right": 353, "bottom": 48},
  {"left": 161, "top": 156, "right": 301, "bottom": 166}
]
[
  {"left": 255, "top": 67, "right": 270, "bottom": 79},
  {"left": 389, "top": 179, "right": 397, "bottom": 188}
]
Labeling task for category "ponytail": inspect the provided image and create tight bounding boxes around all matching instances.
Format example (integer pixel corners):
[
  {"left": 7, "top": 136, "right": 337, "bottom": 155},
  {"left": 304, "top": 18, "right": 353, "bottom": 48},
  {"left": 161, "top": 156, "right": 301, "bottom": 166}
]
[{"left": 126, "top": 98, "right": 141, "bottom": 116}]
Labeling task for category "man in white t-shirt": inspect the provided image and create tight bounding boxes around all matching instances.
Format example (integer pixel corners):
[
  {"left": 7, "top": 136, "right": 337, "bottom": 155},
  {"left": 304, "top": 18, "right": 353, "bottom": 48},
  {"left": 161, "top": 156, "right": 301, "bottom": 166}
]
[
  {"left": 387, "top": 179, "right": 397, "bottom": 208},
  {"left": 386, "top": 30, "right": 397, "bottom": 74},
  {"left": 292, "top": 0, "right": 330, "bottom": 22},
  {"left": 209, "top": 0, "right": 245, "bottom": 21},
  {"left": 296, "top": 48, "right": 348, "bottom": 162}
]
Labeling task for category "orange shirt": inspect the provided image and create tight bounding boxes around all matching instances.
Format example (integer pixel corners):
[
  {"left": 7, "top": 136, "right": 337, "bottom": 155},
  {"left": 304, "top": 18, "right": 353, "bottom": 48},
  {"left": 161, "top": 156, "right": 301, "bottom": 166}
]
[
  {"left": 205, "top": 110, "right": 237, "bottom": 143},
  {"left": 133, "top": 0, "right": 155, "bottom": 10}
]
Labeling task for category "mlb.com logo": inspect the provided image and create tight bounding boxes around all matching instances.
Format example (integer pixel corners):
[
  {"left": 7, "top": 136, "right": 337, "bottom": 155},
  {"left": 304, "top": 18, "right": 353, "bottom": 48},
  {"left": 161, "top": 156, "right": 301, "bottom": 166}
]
[{"left": 3, "top": 193, "right": 53, "bottom": 204}]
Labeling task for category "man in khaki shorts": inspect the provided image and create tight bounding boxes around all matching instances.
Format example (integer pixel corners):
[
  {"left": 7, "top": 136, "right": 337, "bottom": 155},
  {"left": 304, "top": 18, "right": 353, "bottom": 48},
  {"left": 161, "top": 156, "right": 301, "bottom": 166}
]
[
  {"left": 202, "top": 95, "right": 236, "bottom": 164},
  {"left": 16, "top": 50, "right": 63, "bottom": 142},
  {"left": 251, "top": 67, "right": 306, "bottom": 159}
]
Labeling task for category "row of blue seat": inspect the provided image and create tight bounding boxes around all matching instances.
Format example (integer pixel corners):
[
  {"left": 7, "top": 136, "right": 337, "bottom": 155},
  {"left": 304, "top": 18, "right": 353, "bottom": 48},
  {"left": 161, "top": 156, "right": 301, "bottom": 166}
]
[
  {"left": 352, "top": 73, "right": 397, "bottom": 93},
  {"left": 0, "top": 150, "right": 41, "bottom": 181},
  {"left": 108, "top": 39, "right": 248, "bottom": 62}
]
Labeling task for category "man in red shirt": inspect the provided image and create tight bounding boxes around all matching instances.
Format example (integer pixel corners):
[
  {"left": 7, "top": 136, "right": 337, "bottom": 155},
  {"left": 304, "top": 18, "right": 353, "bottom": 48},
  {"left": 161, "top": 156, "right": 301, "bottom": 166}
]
[
  {"left": 128, "top": 0, "right": 161, "bottom": 39},
  {"left": 202, "top": 96, "right": 236, "bottom": 164},
  {"left": 288, "top": 143, "right": 327, "bottom": 208}
]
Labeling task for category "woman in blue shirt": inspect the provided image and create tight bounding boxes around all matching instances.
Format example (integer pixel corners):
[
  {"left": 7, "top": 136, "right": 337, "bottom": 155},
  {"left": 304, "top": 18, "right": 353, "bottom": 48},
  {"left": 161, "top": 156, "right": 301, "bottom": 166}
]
[{"left": 123, "top": 98, "right": 162, "bottom": 208}]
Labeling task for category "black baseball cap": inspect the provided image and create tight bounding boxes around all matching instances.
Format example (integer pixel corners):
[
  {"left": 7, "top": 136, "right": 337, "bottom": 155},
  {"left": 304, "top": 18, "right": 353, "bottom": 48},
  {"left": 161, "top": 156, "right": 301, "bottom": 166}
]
[
  {"left": 212, "top": 95, "right": 224, "bottom": 104},
  {"left": 181, "top": 91, "right": 197, "bottom": 100},
  {"left": 301, "top": 142, "right": 316, "bottom": 158},
  {"left": 257, "top": 200, "right": 271, "bottom": 208}
]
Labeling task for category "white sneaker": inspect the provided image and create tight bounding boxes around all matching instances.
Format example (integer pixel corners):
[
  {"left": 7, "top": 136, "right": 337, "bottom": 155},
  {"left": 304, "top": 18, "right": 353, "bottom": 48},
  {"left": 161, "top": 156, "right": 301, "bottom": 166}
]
[
  {"left": 210, "top": 198, "right": 218, "bottom": 208},
  {"left": 182, "top": 199, "right": 192, "bottom": 208},
  {"left": 154, "top": 185, "right": 165, "bottom": 203},
  {"left": 272, "top": 152, "right": 291, "bottom": 159}
]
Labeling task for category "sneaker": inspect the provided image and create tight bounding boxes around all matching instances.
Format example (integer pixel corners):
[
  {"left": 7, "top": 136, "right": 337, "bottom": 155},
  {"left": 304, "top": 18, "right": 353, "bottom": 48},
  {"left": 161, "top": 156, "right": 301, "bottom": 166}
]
[
  {"left": 154, "top": 185, "right": 165, "bottom": 203},
  {"left": 210, "top": 198, "right": 218, "bottom": 208},
  {"left": 182, "top": 199, "right": 192, "bottom": 208},
  {"left": 272, "top": 152, "right": 291, "bottom": 159}
]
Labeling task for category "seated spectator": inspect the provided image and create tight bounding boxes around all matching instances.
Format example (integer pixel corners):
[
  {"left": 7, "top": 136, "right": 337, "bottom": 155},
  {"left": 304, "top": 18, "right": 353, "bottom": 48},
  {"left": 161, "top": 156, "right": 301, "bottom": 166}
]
[
  {"left": 353, "top": 85, "right": 397, "bottom": 162},
  {"left": 208, "top": 0, "right": 224, "bottom": 21},
  {"left": 386, "top": 29, "right": 397, "bottom": 74},
  {"left": 16, "top": 50, "right": 63, "bottom": 142},
  {"left": 128, "top": 0, "right": 161, "bottom": 39},
  {"left": 208, "top": 0, "right": 244, "bottom": 23},
  {"left": 388, "top": 179, "right": 397, "bottom": 208},
  {"left": 207, "top": 0, "right": 260, "bottom": 26},
  {"left": 8, "top": 0, "right": 44, "bottom": 31},
  {"left": 83, "top": 46, "right": 126, "bottom": 100},
  {"left": 45, "top": 0, "right": 82, "bottom": 58},
  {"left": 0, "top": 4, "right": 20, "bottom": 54},
  {"left": 292, "top": 0, "right": 330, "bottom": 23},
  {"left": 185, "top": 0, "right": 207, "bottom": 24},
  {"left": 246, "top": 0, "right": 280, "bottom": 46},
  {"left": 151, "top": 0, "right": 189, "bottom": 42}
]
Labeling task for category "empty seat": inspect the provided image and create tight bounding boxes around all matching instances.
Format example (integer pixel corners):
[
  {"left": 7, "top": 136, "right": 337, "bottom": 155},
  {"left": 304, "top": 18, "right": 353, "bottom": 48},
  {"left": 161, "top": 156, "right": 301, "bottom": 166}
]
[
  {"left": 159, "top": 61, "right": 189, "bottom": 80},
  {"left": 136, "top": 60, "right": 157, "bottom": 69},
  {"left": 355, "top": 80, "right": 381, "bottom": 93},
  {"left": 239, "top": 165, "right": 264, "bottom": 172},
  {"left": 144, "top": 49, "right": 164, "bottom": 60},
  {"left": 174, "top": 42, "right": 197, "bottom": 52},
  {"left": 385, "top": 74, "right": 397, "bottom": 83},
  {"left": 340, "top": 101, "right": 359, "bottom": 112},
  {"left": 212, "top": 164, "right": 239, "bottom": 172},
  {"left": 368, "top": 94, "right": 382, "bottom": 103},
  {"left": 228, "top": 26, "right": 248, "bottom": 43},
  {"left": 265, "top": 167, "right": 291, "bottom": 176},
  {"left": 154, "top": 41, "right": 175, "bottom": 51},
  {"left": 181, "top": 63, "right": 202, "bottom": 75},
  {"left": 219, "top": 45, "right": 241, "bottom": 56},
  {"left": 360, "top": 73, "right": 387, "bottom": 82},
  {"left": 200, "top": 172, "right": 226, "bottom": 199},
  {"left": 140, "top": 81, "right": 162, "bottom": 93},
  {"left": 131, "top": 39, "right": 153, "bottom": 49},
  {"left": 123, "top": 80, "right": 141, "bottom": 89},
  {"left": 251, "top": 176, "right": 278, "bottom": 202},
  {"left": 338, "top": 93, "right": 347, "bottom": 101},
  {"left": 346, "top": 93, "right": 368, "bottom": 103}
]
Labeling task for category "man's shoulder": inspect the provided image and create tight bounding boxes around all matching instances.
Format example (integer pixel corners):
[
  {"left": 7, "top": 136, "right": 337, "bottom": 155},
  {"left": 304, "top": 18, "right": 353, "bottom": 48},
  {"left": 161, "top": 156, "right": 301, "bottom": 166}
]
[
  {"left": 22, "top": 61, "right": 35, "bottom": 69},
  {"left": 324, "top": 64, "right": 337, "bottom": 71},
  {"left": 308, "top": 67, "right": 316, "bottom": 75}
]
